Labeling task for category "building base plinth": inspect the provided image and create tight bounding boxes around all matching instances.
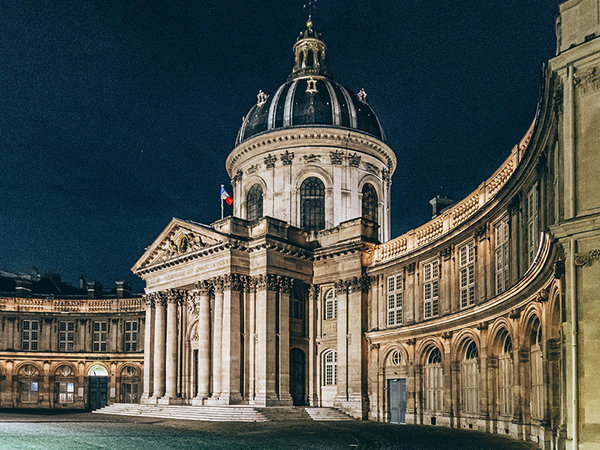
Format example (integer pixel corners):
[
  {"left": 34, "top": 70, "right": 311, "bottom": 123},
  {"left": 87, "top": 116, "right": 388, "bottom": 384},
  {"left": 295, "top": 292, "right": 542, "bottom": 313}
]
[{"left": 157, "top": 396, "right": 184, "bottom": 405}]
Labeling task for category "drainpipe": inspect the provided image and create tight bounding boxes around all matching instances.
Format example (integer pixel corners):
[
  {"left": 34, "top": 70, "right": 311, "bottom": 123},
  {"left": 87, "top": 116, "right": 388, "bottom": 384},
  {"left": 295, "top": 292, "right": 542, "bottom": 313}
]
[{"left": 569, "top": 239, "right": 578, "bottom": 449}]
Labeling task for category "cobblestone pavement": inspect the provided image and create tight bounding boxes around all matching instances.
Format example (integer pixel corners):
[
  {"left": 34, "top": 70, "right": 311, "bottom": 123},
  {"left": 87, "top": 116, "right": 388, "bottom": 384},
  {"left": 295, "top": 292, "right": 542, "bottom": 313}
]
[{"left": 0, "top": 410, "right": 536, "bottom": 450}]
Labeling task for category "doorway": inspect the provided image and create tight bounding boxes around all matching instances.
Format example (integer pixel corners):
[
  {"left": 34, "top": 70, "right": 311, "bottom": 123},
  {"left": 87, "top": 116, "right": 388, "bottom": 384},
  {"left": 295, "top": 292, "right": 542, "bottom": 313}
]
[
  {"left": 388, "top": 378, "right": 406, "bottom": 424},
  {"left": 290, "top": 348, "right": 306, "bottom": 406},
  {"left": 88, "top": 365, "right": 108, "bottom": 410}
]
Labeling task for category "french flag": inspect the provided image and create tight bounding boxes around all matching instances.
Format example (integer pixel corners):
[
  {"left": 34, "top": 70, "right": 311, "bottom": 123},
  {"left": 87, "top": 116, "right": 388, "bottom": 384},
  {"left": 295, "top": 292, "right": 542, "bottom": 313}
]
[{"left": 220, "top": 185, "right": 233, "bottom": 206}]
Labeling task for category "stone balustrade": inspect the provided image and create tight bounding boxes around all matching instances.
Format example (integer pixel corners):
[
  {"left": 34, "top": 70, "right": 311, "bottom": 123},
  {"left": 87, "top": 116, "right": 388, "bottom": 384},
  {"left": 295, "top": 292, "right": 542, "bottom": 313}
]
[{"left": 0, "top": 296, "right": 144, "bottom": 313}]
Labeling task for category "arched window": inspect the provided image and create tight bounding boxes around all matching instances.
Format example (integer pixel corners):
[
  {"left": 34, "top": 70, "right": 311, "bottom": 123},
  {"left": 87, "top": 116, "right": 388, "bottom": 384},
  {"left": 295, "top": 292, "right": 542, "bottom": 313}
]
[
  {"left": 530, "top": 318, "right": 544, "bottom": 420},
  {"left": 361, "top": 183, "right": 378, "bottom": 224},
  {"left": 460, "top": 341, "right": 479, "bottom": 414},
  {"left": 300, "top": 177, "right": 325, "bottom": 232},
  {"left": 324, "top": 350, "right": 337, "bottom": 386},
  {"left": 425, "top": 347, "right": 443, "bottom": 412},
  {"left": 246, "top": 184, "right": 263, "bottom": 221},
  {"left": 324, "top": 289, "right": 337, "bottom": 320},
  {"left": 498, "top": 333, "right": 514, "bottom": 416}
]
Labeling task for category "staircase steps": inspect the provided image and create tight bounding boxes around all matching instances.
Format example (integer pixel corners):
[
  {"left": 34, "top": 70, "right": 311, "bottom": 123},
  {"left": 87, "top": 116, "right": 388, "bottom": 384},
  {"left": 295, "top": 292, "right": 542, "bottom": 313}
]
[
  {"left": 93, "top": 403, "right": 269, "bottom": 422},
  {"left": 304, "top": 407, "right": 355, "bottom": 421}
]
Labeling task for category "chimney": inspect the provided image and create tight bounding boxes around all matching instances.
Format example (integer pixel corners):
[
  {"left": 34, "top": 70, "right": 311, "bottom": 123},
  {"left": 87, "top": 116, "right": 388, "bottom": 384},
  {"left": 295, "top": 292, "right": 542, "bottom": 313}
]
[
  {"left": 429, "top": 195, "right": 455, "bottom": 218},
  {"left": 115, "top": 281, "right": 131, "bottom": 299},
  {"left": 86, "top": 281, "right": 103, "bottom": 299},
  {"left": 15, "top": 277, "right": 32, "bottom": 298}
]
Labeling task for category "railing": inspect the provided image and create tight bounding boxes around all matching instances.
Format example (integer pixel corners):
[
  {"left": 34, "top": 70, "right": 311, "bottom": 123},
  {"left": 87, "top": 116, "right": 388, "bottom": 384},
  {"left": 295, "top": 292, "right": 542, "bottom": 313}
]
[
  {"left": 373, "top": 120, "right": 534, "bottom": 264},
  {"left": 0, "top": 297, "right": 144, "bottom": 313}
]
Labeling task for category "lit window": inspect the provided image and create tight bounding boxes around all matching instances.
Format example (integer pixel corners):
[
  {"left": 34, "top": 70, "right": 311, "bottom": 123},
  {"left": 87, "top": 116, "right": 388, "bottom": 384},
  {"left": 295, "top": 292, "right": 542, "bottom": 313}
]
[
  {"left": 324, "top": 289, "right": 337, "bottom": 320},
  {"left": 423, "top": 261, "right": 439, "bottom": 319},
  {"left": 93, "top": 321, "right": 108, "bottom": 352},
  {"left": 22, "top": 320, "right": 39, "bottom": 351},
  {"left": 58, "top": 382, "right": 75, "bottom": 403},
  {"left": 124, "top": 321, "right": 138, "bottom": 352},
  {"left": 387, "top": 274, "right": 403, "bottom": 326},
  {"left": 21, "top": 381, "right": 39, "bottom": 403},
  {"left": 300, "top": 177, "right": 325, "bottom": 232},
  {"left": 495, "top": 219, "right": 510, "bottom": 294},
  {"left": 59, "top": 321, "right": 75, "bottom": 352},
  {"left": 246, "top": 184, "right": 263, "bottom": 221},
  {"left": 459, "top": 242, "right": 476, "bottom": 309}
]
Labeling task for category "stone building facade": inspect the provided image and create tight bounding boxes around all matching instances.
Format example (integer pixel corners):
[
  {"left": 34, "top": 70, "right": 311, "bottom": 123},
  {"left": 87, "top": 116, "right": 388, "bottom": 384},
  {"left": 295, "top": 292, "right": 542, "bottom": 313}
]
[
  {"left": 129, "top": 1, "right": 600, "bottom": 448},
  {"left": 0, "top": 280, "right": 144, "bottom": 409}
]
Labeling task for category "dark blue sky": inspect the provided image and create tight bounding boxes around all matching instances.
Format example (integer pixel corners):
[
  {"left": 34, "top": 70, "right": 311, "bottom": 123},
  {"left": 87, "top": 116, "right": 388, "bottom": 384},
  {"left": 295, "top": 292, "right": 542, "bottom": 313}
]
[{"left": 0, "top": 0, "right": 562, "bottom": 291}]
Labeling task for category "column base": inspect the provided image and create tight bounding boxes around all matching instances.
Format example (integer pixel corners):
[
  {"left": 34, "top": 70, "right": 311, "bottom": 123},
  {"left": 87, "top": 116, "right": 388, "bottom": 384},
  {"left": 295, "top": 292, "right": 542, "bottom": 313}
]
[
  {"left": 250, "top": 393, "right": 294, "bottom": 407},
  {"left": 145, "top": 395, "right": 160, "bottom": 405},
  {"left": 191, "top": 396, "right": 209, "bottom": 406},
  {"left": 158, "top": 395, "right": 185, "bottom": 405}
]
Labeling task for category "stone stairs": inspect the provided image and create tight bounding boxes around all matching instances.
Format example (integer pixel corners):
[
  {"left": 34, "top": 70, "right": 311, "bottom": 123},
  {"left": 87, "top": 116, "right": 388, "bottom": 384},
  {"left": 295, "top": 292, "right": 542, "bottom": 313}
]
[
  {"left": 92, "top": 403, "right": 269, "bottom": 422},
  {"left": 304, "top": 407, "right": 355, "bottom": 421}
]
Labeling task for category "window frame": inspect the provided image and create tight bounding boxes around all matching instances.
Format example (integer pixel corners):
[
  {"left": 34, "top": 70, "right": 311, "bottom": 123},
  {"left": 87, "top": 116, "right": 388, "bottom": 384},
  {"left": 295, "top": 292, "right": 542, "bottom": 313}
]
[
  {"left": 423, "top": 260, "right": 439, "bottom": 319},
  {"left": 324, "top": 289, "right": 337, "bottom": 320},
  {"left": 459, "top": 242, "right": 476, "bottom": 309},
  {"left": 324, "top": 350, "right": 337, "bottom": 386},
  {"left": 300, "top": 177, "right": 326, "bottom": 232},
  {"left": 246, "top": 183, "right": 264, "bottom": 221},
  {"left": 386, "top": 274, "right": 403, "bottom": 327},
  {"left": 124, "top": 320, "right": 138, "bottom": 352},
  {"left": 93, "top": 321, "right": 108, "bottom": 352},
  {"left": 22, "top": 319, "right": 39, "bottom": 351},
  {"left": 494, "top": 217, "right": 510, "bottom": 295},
  {"left": 526, "top": 185, "right": 539, "bottom": 267},
  {"left": 59, "top": 321, "right": 75, "bottom": 352},
  {"left": 361, "top": 183, "right": 378, "bottom": 224}
]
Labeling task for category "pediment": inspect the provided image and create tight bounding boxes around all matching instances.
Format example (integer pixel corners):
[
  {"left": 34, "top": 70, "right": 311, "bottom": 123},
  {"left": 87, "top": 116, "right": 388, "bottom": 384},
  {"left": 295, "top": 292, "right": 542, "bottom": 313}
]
[{"left": 132, "top": 218, "right": 225, "bottom": 273}]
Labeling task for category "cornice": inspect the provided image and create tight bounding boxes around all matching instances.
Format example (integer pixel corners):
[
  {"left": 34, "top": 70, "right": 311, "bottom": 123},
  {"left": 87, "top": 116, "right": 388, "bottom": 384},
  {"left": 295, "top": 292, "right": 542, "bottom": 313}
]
[{"left": 226, "top": 127, "right": 397, "bottom": 177}]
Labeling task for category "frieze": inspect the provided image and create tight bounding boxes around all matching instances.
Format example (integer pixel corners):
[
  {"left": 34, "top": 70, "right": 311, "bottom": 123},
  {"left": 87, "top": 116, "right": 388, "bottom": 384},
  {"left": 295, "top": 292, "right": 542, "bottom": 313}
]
[
  {"left": 574, "top": 249, "right": 600, "bottom": 267},
  {"left": 363, "top": 162, "right": 379, "bottom": 175},
  {"left": 280, "top": 150, "right": 295, "bottom": 166},
  {"left": 347, "top": 153, "right": 361, "bottom": 168},
  {"left": 246, "top": 164, "right": 261, "bottom": 175},
  {"left": 330, "top": 150, "right": 344, "bottom": 165},
  {"left": 264, "top": 154, "right": 277, "bottom": 168},
  {"left": 574, "top": 66, "right": 600, "bottom": 94},
  {"left": 303, "top": 154, "right": 321, "bottom": 163}
]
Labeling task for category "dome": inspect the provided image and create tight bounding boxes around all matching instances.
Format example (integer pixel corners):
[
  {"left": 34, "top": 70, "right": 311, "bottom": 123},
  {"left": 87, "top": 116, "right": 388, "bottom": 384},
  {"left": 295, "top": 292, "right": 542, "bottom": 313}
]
[{"left": 235, "top": 20, "right": 385, "bottom": 146}]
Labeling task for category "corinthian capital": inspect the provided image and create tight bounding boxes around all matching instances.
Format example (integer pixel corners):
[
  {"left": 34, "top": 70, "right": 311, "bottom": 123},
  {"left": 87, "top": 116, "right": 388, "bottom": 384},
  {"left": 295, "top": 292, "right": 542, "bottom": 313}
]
[{"left": 194, "top": 280, "right": 211, "bottom": 295}]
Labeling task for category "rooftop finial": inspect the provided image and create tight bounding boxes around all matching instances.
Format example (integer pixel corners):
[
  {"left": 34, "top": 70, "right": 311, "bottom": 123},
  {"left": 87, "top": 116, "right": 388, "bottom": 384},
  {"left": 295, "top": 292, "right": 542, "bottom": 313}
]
[{"left": 303, "top": 0, "right": 318, "bottom": 23}]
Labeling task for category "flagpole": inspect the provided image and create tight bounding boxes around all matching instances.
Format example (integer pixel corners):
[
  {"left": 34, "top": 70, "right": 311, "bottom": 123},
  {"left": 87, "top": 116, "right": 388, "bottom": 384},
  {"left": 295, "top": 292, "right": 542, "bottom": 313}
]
[{"left": 220, "top": 184, "right": 224, "bottom": 219}]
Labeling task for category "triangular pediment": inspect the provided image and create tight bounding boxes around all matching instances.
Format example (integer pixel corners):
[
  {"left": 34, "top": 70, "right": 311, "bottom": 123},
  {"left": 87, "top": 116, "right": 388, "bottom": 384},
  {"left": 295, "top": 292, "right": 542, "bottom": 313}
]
[{"left": 131, "top": 218, "right": 225, "bottom": 273}]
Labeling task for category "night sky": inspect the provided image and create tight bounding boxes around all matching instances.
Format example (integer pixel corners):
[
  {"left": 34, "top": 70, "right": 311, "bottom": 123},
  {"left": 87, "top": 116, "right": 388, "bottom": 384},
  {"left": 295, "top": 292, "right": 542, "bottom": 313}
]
[{"left": 0, "top": 0, "right": 562, "bottom": 292}]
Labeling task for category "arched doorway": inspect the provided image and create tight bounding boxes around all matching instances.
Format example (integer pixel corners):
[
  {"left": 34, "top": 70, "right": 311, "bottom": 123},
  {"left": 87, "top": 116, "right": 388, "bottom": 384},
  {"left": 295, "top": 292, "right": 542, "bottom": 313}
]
[
  {"left": 88, "top": 364, "right": 108, "bottom": 410},
  {"left": 290, "top": 348, "right": 306, "bottom": 406}
]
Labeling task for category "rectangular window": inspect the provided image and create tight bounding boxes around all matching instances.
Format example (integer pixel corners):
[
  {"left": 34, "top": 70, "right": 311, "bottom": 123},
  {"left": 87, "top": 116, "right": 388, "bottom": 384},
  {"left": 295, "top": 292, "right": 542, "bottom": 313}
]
[
  {"left": 495, "top": 219, "right": 510, "bottom": 295},
  {"left": 124, "top": 321, "right": 138, "bottom": 352},
  {"left": 459, "top": 242, "right": 476, "bottom": 309},
  {"left": 59, "top": 321, "right": 75, "bottom": 352},
  {"left": 93, "top": 321, "right": 108, "bottom": 352},
  {"left": 58, "top": 382, "right": 75, "bottom": 403},
  {"left": 499, "top": 355, "right": 513, "bottom": 416},
  {"left": 526, "top": 186, "right": 539, "bottom": 267},
  {"left": 423, "top": 261, "right": 439, "bottom": 319},
  {"left": 387, "top": 274, "right": 403, "bottom": 326},
  {"left": 21, "top": 381, "right": 38, "bottom": 403},
  {"left": 22, "top": 320, "right": 39, "bottom": 351}
]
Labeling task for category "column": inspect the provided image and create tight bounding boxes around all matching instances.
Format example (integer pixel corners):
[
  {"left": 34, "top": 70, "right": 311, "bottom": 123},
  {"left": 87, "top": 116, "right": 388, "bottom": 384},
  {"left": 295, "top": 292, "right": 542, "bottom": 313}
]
[
  {"left": 151, "top": 293, "right": 167, "bottom": 401},
  {"left": 307, "top": 285, "right": 319, "bottom": 405},
  {"left": 277, "top": 277, "right": 293, "bottom": 405},
  {"left": 335, "top": 280, "right": 349, "bottom": 405},
  {"left": 220, "top": 274, "right": 243, "bottom": 404},
  {"left": 210, "top": 277, "right": 224, "bottom": 401},
  {"left": 141, "top": 295, "right": 155, "bottom": 402},
  {"left": 161, "top": 289, "right": 183, "bottom": 403},
  {"left": 194, "top": 281, "right": 211, "bottom": 403}
]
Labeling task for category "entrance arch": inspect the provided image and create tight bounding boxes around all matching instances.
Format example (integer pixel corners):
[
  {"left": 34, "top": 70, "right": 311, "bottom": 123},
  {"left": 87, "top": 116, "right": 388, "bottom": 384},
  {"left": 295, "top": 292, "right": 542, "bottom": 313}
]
[
  {"left": 88, "top": 364, "right": 108, "bottom": 410},
  {"left": 290, "top": 348, "right": 306, "bottom": 406}
]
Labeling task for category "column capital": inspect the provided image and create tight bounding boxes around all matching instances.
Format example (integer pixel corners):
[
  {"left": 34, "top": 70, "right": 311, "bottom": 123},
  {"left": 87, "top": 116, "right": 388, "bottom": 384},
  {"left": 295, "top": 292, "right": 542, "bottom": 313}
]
[
  {"left": 308, "top": 284, "right": 320, "bottom": 299},
  {"left": 194, "top": 280, "right": 211, "bottom": 295},
  {"left": 212, "top": 276, "right": 224, "bottom": 293},
  {"left": 166, "top": 289, "right": 187, "bottom": 305},
  {"left": 349, "top": 275, "right": 370, "bottom": 293},
  {"left": 254, "top": 274, "right": 279, "bottom": 291},
  {"left": 223, "top": 273, "right": 245, "bottom": 291},
  {"left": 143, "top": 294, "right": 155, "bottom": 308},
  {"left": 277, "top": 276, "right": 292, "bottom": 294},
  {"left": 334, "top": 279, "right": 348, "bottom": 292}
]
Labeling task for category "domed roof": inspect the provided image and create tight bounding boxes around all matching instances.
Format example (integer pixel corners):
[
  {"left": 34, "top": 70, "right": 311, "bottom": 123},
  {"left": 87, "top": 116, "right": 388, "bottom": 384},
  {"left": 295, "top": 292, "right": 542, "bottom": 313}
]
[{"left": 235, "top": 20, "right": 385, "bottom": 146}]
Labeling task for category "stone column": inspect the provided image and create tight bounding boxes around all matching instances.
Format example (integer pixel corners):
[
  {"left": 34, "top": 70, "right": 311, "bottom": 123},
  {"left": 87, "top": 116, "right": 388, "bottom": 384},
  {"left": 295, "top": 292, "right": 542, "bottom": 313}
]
[
  {"left": 277, "top": 277, "right": 293, "bottom": 405},
  {"left": 219, "top": 274, "right": 243, "bottom": 404},
  {"left": 193, "top": 281, "right": 211, "bottom": 404},
  {"left": 151, "top": 293, "right": 167, "bottom": 401},
  {"left": 335, "top": 280, "right": 349, "bottom": 406},
  {"left": 210, "top": 277, "right": 224, "bottom": 401},
  {"left": 161, "top": 290, "right": 183, "bottom": 404},
  {"left": 307, "top": 285, "right": 319, "bottom": 405},
  {"left": 141, "top": 294, "right": 155, "bottom": 403}
]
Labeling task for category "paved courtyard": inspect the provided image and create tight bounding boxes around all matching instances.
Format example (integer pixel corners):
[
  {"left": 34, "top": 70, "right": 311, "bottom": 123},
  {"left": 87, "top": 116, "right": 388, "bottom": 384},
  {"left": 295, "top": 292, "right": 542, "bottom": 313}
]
[{"left": 0, "top": 410, "right": 536, "bottom": 449}]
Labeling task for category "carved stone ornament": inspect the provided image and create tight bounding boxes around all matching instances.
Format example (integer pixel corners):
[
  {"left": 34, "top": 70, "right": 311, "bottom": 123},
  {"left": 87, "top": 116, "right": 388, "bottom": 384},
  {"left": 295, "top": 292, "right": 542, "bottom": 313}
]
[
  {"left": 58, "top": 365, "right": 73, "bottom": 377},
  {"left": 349, "top": 276, "right": 370, "bottom": 293},
  {"left": 330, "top": 150, "right": 344, "bottom": 165},
  {"left": 441, "top": 331, "right": 453, "bottom": 340},
  {"left": 303, "top": 154, "right": 321, "bottom": 163},
  {"left": 509, "top": 308, "right": 521, "bottom": 319},
  {"left": 476, "top": 321, "right": 488, "bottom": 331},
  {"left": 277, "top": 276, "right": 292, "bottom": 294},
  {"left": 143, "top": 294, "right": 155, "bottom": 308},
  {"left": 406, "top": 262, "right": 416, "bottom": 274},
  {"left": 194, "top": 280, "right": 211, "bottom": 295},
  {"left": 334, "top": 279, "right": 348, "bottom": 291},
  {"left": 247, "top": 164, "right": 261, "bottom": 175},
  {"left": 306, "top": 77, "right": 318, "bottom": 93},
  {"left": 191, "top": 328, "right": 199, "bottom": 341},
  {"left": 167, "top": 289, "right": 186, "bottom": 305},
  {"left": 20, "top": 364, "right": 39, "bottom": 376},
  {"left": 475, "top": 224, "right": 487, "bottom": 240},
  {"left": 357, "top": 88, "right": 367, "bottom": 103},
  {"left": 440, "top": 245, "right": 452, "bottom": 260},
  {"left": 281, "top": 150, "right": 295, "bottom": 166},
  {"left": 535, "top": 288, "right": 549, "bottom": 303},
  {"left": 574, "top": 66, "right": 600, "bottom": 94},
  {"left": 553, "top": 80, "right": 563, "bottom": 114},
  {"left": 406, "top": 338, "right": 416, "bottom": 346},
  {"left": 223, "top": 274, "right": 245, "bottom": 291},
  {"left": 574, "top": 249, "right": 600, "bottom": 267},
  {"left": 363, "top": 162, "right": 379, "bottom": 175},
  {"left": 264, "top": 154, "right": 277, "bottom": 168},
  {"left": 187, "top": 297, "right": 198, "bottom": 316},
  {"left": 347, "top": 153, "right": 361, "bottom": 168},
  {"left": 308, "top": 284, "right": 320, "bottom": 299},
  {"left": 232, "top": 169, "right": 243, "bottom": 183},
  {"left": 254, "top": 274, "right": 279, "bottom": 291},
  {"left": 256, "top": 89, "right": 268, "bottom": 106},
  {"left": 381, "top": 168, "right": 390, "bottom": 183}
]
